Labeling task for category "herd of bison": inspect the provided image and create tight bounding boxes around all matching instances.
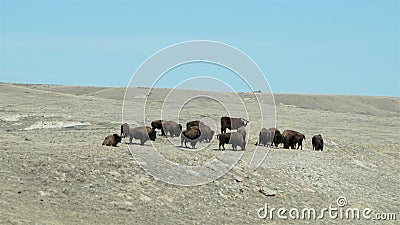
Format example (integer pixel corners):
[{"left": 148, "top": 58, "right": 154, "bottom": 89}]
[{"left": 102, "top": 116, "right": 324, "bottom": 151}]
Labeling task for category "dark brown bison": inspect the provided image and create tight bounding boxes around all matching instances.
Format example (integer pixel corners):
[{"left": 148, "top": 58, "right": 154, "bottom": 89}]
[
  {"left": 102, "top": 134, "right": 122, "bottom": 147},
  {"left": 163, "top": 121, "right": 182, "bottom": 137},
  {"left": 186, "top": 120, "right": 205, "bottom": 130},
  {"left": 199, "top": 124, "right": 215, "bottom": 143},
  {"left": 282, "top": 130, "right": 306, "bottom": 150},
  {"left": 220, "top": 116, "right": 249, "bottom": 133},
  {"left": 270, "top": 128, "right": 284, "bottom": 147},
  {"left": 312, "top": 134, "right": 324, "bottom": 151},
  {"left": 128, "top": 126, "right": 156, "bottom": 145},
  {"left": 181, "top": 127, "right": 201, "bottom": 148},
  {"left": 217, "top": 132, "right": 245, "bottom": 151},
  {"left": 217, "top": 133, "right": 230, "bottom": 150},
  {"left": 151, "top": 120, "right": 166, "bottom": 136}
]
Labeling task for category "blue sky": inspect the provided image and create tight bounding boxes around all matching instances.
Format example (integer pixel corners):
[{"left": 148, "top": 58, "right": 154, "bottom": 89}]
[{"left": 0, "top": 0, "right": 399, "bottom": 96}]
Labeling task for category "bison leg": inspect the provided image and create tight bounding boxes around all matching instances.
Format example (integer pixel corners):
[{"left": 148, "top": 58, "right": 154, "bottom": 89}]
[
  {"left": 283, "top": 139, "right": 289, "bottom": 149},
  {"left": 129, "top": 136, "right": 133, "bottom": 144},
  {"left": 297, "top": 141, "right": 303, "bottom": 150},
  {"left": 233, "top": 143, "right": 239, "bottom": 151},
  {"left": 289, "top": 140, "right": 295, "bottom": 149}
]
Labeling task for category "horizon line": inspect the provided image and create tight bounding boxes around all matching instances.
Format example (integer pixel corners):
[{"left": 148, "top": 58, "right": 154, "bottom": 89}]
[{"left": 1, "top": 81, "right": 399, "bottom": 98}]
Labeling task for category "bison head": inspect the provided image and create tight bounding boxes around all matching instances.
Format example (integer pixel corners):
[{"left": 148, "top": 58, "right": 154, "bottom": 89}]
[
  {"left": 274, "top": 133, "right": 284, "bottom": 147},
  {"left": 113, "top": 134, "right": 122, "bottom": 144},
  {"left": 149, "top": 128, "right": 157, "bottom": 141}
]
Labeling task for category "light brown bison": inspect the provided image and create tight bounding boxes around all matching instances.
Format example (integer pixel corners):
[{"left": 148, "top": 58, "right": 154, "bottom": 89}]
[
  {"left": 186, "top": 120, "right": 205, "bottom": 130},
  {"left": 255, "top": 128, "right": 270, "bottom": 146},
  {"left": 199, "top": 124, "right": 215, "bottom": 143},
  {"left": 237, "top": 126, "right": 247, "bottom": 140},
  {"left": 121, "top": 123, "right": 130, "bottom": 138},
  {"left": 151, "top": 120, "right": 166, "bottom": 136},
  {"left": 102, "top": 134, "right": 122, "bottom": 147},
  {"left": 220, "top": 116, "right": 249, "bottom": 133},
  {"left": 282, "top": 130, "right": 305, "bottom": 150},
  {"left": 312, "top": 134, "right": 324, "bottom": 151},
  {"left": 128, "top": 126, "right": 156, "bottom": 145},
  {"left": 256, "top": 127, "right": 283, "bottom": 147},
  {"left": 163, "top": 120, "right": 182, "bottom": 137},
  {"left": 217, "top": 132, "right": 245, "bottom": 151},
  {"left": 181, "top": 127, "right": 201, "bottom": 148}
]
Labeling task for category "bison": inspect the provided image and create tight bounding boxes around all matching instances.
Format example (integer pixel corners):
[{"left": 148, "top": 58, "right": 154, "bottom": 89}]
[
  {"left": 199, "top": 124, "right": 215, "bottom": 143},
  {"left": 186, "top": 120, "right": 205, "bottom": 130},
  {"left": 163, "top": 121, "right": 182, "bottom": 137},
  {"left": 121, "top": 123, "right": 130, "bottom": 138},
  {"left": 220, "top": 116, "right": 249, "bottom": 133},
  {"left": 127, "top": 126, "right": 156, "bottom": 145},
  {"left": 312, "top": 134, "right": 324, "bottom": 151},
  {"left": 255, "top": 128, "right": 271, "bottom": 146},
  {"left": 102, "top": 134, "right": 122, "bottom": 147},
  {"left": 256, "top": 127, "right": 283, "bottom": 147},
  {"left": 237, "top": 126, "right": 247, "bottom": 140},
  {"left": 270, "top": 128, "right": 284, "bottom": 147},
  {"left": 282, "top": 130, "right": 305, "bottom": 150},
  {"left": 217, "top": 132, "right": 245, "bottom": 151},
  {"left": 181, "top": 127, "right": 201, "bottom": 148},
  {"left": 151, "top": 120, "right": 166, "bottom": 136}
]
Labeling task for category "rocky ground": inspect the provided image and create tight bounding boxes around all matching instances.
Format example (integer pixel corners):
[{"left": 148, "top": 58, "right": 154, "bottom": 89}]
[{"left": 0, "top": 82, "right": 399, "bottom": 224}]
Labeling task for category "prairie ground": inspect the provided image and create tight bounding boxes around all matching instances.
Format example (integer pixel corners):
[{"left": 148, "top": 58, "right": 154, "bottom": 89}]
[{"left": 0, "top": 82, "right": 399, "bottom": 224}]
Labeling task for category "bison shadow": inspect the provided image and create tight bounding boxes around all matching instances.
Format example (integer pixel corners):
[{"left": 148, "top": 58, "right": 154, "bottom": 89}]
[
  {"left": 211, "top": 148, "right": 245, "bottom": 151},
  {"left": 177, "top": 145, "right": 199, "bottom": 149},
  {"left": 124, "top": 142, "right": 153, "bottom": 146}
]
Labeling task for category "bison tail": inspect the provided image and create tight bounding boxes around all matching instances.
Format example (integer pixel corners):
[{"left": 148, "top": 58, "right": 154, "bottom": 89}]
[{"left": 120, "top": 125, "right": 124, "bottom": 137}]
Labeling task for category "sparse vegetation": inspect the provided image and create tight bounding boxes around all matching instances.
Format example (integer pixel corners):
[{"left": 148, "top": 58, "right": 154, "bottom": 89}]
[{"left": 0, "top": 83, "right": 398, "bottom": 224}]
